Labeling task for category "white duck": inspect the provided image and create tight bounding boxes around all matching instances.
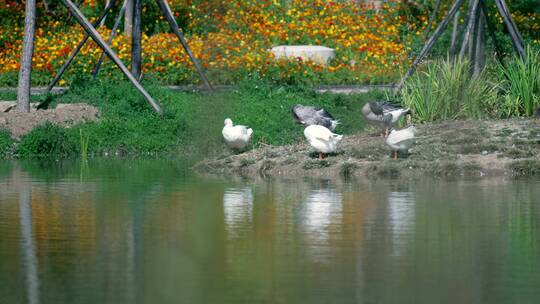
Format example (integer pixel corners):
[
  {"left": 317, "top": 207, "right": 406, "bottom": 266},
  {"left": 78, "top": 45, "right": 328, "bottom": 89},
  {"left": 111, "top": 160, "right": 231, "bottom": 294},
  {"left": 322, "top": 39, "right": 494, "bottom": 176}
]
[
  {"left": 386, "top": 126, "right": 416, "bottom": 160},
  {"left": 304, "top": 125, "right": 343, "bottom": 160},
  {"left": 222, "top": 118, "right": 253, "bottom": 150}
]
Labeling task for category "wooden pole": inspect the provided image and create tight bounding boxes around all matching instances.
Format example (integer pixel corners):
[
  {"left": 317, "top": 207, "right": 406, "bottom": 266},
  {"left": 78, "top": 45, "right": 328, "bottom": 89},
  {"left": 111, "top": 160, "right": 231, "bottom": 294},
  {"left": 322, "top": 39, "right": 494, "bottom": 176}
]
[
  {"left": 125, "top": 0, "right": 134, "bottom": 36},
  {"left": 47, "top": 0, "right": 116, "bottom": 92},
  {"left": 480, "top": 1, "right": 504, "bottom": 63},
  {"left": 131, "top": 0, "right": 142, "bottom": 79},
  {"left": 394, "top": 0, "right": 467, "bottom": 93},
  {"left": 99, "top": 0, "right": 112, "bottom": 27},
  {"left": 60, "top": 0, "right": 163, "bottom": 115},
  {"left": 93, "top": 0, "right": 127, "bottom": 79},
  {"left": 155, "top": 0, "right": 213, "bottom": 91},
  {"left": 468, "top": 1, "right": 481, "bottom": 69},
  {"left": 494, "top": 0, "right": 526, "bottom": 59},
  {"left": 422, "top": 0, "right": 442, "bottom": 40},
  {"left": 17, "top": 0, "right": 37, "bottom": 113},
  {"left": 473, "top": 12, "right": 485, "bottom": 77},
  {"left": 459, "top": 0, "right": 480, "bottom": 59},
  {"left": 450, "top": 11, "right": 460, "bottom": 55}
]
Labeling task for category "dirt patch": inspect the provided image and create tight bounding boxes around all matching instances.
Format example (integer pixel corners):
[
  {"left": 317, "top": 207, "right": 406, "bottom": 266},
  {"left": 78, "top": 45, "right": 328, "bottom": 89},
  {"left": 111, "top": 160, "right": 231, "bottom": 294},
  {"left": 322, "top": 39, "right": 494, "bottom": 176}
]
[
  {"left": 0, "top": 102, "right": 99, "bottom": 138},
  {"left": 194, "top": 119, "right": 540, "bottom": 179}
]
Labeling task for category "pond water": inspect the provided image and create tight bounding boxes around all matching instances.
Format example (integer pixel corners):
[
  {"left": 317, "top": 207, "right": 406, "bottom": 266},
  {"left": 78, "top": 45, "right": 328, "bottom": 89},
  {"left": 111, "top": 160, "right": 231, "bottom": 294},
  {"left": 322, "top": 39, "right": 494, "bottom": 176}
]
[{"left": 1, "top": 160, "right": 540, "bottom": 304}]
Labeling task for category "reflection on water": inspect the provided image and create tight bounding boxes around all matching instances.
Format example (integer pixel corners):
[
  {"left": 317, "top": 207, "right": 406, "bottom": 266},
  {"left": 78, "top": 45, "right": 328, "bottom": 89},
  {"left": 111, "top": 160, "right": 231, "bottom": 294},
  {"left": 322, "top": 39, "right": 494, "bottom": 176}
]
[
  {"left": 1, "top": 160, "right": 540, "bottom": 304},
  {"left": 387, "top": 191, "right": 415, "bottom": 257},
  {"left": 223, "top": 187, "right": 253, "bottom": 239},
  {"left": 299, "top": 186, "right": 343, "bottom": 262},
  {"left": 18, "top": 174, "right": 39, "bottom": 304}
]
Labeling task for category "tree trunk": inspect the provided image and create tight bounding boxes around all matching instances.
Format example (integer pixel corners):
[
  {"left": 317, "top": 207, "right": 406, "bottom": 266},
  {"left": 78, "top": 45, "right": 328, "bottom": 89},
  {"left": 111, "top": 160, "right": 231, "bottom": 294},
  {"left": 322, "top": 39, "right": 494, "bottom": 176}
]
[
  {"left": 125, "top": 0, "right": 133, "bottom": 36},
  {"left": 131, "top": 0, "right": 142, "bottom": 79},
  {"left": 17, "top": 0, "right": 37, "bottom": 113}
]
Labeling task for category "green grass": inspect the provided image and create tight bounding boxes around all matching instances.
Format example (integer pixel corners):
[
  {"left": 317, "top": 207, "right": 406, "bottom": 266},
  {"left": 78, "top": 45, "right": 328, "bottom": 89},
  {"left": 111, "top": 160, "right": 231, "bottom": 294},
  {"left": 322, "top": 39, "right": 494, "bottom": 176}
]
[
  {"left": 497, "top": 45, "right": 540, "bottom": 117},
  {"left": 17, "top": 123, "right": 77, "bottom": 158},
  {"left": 8, "top": 78, "right": 383, "bottom": 159}
]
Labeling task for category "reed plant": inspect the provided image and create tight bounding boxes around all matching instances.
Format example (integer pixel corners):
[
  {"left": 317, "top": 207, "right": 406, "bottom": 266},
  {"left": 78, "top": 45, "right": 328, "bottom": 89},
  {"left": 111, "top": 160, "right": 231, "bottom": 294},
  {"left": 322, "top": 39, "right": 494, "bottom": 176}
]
[
  {"left": 79, "top": 129, "right": 90, "bottom": 160},
  {"left": 497, "top": 46, "right": 540, "bottom": 117},
  {"left": 400, "top": 58, "right": 499, "bottom": 122}
]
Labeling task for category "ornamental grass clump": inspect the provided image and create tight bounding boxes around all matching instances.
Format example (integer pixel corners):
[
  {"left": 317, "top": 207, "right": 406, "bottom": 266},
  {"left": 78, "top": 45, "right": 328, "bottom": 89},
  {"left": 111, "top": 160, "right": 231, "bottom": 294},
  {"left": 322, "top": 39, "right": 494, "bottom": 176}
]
[
  {"left": 497, "top": 46, "right": 540, "bottom": 117},
  {"left": 401, "top": 58, "right": 499, "bottom": 122}
]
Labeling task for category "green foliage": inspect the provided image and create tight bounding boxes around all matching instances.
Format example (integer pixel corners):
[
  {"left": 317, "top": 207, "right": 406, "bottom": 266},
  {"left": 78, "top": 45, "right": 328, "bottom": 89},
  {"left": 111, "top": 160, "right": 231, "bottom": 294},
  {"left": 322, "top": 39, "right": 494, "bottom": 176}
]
[
  {"left": 497, "top": 46, "right": 540, "bottom": 117},
  {"left": 400, "top": 58, "right": 499, "bottom": 122},
  {"left": 17, "top": 123, "right": 77, "bottom": 158},
  {"left": 0, "top": 129, "right": 14, "bottom": 158},
  {"left": 9, "top": 78, "right": 379, "bottom": 159}
]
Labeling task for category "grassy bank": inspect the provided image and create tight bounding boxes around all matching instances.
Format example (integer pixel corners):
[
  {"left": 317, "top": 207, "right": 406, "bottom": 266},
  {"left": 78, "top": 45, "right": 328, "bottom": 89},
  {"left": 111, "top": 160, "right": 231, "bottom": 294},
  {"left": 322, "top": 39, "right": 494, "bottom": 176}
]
[{"left": 0, "top": 78, "right": 383, "bottom": 159}]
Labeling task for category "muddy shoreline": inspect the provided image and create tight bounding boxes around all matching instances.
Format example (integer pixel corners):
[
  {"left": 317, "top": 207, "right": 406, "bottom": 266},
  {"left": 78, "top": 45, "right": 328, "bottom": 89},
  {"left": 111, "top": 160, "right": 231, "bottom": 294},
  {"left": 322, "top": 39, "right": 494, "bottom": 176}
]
[{"left": 194, "top": 119, "right": 540, "bottom": 179}]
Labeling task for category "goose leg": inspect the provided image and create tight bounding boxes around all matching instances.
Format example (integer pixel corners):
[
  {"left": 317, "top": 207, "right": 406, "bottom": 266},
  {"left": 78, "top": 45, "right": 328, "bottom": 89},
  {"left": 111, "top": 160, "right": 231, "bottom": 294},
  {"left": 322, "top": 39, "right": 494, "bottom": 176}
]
[
  {"left": 319, "top": 152, "right": 324, "bottom": 160},
  {"left": 393, "top": 150, "right": 398, "bottom": 160}
]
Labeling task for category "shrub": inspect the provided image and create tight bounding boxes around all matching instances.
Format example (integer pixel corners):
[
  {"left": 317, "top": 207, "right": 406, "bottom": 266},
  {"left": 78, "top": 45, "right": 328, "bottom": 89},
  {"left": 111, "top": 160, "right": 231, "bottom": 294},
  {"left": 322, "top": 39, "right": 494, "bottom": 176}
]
[
  {"left": 17, "top": 123, "right": 77, "bottom": 158},
  {"left": 400, "top": 58, "right": 500, "bottom": 122},
  {"left": 0, "top": 129, "right": 14, "bottom": 157}
]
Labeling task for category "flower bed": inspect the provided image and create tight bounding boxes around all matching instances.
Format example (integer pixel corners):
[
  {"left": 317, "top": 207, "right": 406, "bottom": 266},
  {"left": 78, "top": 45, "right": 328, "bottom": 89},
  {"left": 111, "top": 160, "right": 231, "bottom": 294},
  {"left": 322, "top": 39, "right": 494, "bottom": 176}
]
[{"left": 1, "top": 0, "right": 537, "bottom": 86}]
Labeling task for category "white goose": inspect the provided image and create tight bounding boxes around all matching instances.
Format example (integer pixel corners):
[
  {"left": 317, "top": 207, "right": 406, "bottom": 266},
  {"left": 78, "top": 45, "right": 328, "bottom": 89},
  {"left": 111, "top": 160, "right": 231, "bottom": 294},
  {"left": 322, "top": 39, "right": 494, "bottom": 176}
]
[
  {"left": 386, "top": 126, "right": 416, "bottom": 160},
  {"left": 304, "top": 125, "right": 343, "bottom": 160},
  {"left": 222, "top": 118, "right": 253, "bottom": 150}
]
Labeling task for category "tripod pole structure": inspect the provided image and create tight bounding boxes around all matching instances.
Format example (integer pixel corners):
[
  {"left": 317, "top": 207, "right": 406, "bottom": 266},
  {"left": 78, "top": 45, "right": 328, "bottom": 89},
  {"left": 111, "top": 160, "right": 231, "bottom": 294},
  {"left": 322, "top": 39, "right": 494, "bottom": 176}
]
[
  {"left": 394, "top": 0, "right": 467, "bottom": 93},
  {"left": 131, "top": 0, "right": 142, "bottom": 79},
  {"left": 92, "top": 0, "right": 127, "bottom": 79},
  {"left": 480, "top": 1, "right": 504, "bottom": 63},
  {"left": 60, "top": 0, "right": 163, "bottom": 115},
  {"left": 494, "top": 0, "right": 526, "bottom": 59},
  {"left": 459, "top": 0, "right": 480, "bottom": 59},
  {"left": 155, "top": 0, "right": 213, "bottom": 91},
  {"left": 47, "top": 0, "right": 116, "bottom": 92}
]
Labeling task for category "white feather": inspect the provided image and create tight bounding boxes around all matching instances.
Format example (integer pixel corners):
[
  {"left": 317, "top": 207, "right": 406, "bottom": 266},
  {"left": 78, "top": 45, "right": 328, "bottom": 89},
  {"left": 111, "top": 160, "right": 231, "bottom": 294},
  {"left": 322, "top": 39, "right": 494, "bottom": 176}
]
[
  {"left": 304, "top": 125, "right": 343, "bottom": 154},
  {"left": 222, "top": 118, "right": 253, "bottom": 149},
  {"left": 386, "top": 126, "right": 416, "bottom": 152}
]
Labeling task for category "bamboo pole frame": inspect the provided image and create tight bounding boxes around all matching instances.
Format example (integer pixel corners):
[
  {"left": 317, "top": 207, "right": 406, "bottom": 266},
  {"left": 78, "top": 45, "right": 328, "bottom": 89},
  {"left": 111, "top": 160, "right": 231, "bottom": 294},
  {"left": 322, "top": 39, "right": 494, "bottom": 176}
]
[
  {"left": 92, "top": 0, "right": 128, "bottom": 78},
  {"left": 394, "top": 0, "right": 467, "bottom": 93},
  {"left": 47, "top": 0, "right": 116, "bottom": 92},
  {"left": 60, "top": 0, "right": 163, "bottom": 115},
  {"left": 155, "top": 0, "right": 213, "bottom": 91},
  {"left": 394, "top": 0, "right": 527, "bottom": 94}
]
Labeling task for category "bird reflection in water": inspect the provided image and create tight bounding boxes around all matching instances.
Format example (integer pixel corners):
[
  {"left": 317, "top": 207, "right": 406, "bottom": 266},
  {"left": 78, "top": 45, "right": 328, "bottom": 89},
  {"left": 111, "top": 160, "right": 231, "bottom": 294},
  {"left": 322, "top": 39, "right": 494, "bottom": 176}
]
[
  {"left": 387, "top": 191, "right": 416, "bottom": 257},
  {"left": 223, "top": 187, "right": 254, "bottom": 239},
  {"left": 298, "top": 186, "right": 343, "bottom": 262}
]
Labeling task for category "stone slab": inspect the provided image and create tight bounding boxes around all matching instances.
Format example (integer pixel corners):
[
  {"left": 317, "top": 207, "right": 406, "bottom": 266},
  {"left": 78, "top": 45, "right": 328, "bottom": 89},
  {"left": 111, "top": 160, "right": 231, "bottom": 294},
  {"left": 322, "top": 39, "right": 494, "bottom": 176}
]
[{"left": 270, "top": 45, "right": 336, "bottom": 65}]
